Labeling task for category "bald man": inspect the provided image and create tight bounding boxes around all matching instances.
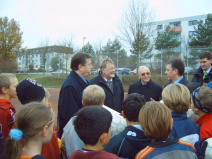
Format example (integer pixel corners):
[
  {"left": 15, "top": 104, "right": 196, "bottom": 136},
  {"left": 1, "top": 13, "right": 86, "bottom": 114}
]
[{"left": 128, "top": 66, "right": 162, "bottom": 101}]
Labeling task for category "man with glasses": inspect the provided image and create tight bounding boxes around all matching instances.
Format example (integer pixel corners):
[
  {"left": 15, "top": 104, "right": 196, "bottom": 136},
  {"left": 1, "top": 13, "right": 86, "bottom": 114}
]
[
  {"left": 90, "top": 58, "right": 124, "bottom": 112},
  {"left": 165, "top": 58, "right": 190, "bottom": 87},
  {"left": 128, "top": 66, "right": 162, "bottom": 101},
  {"left": 58, "top": 53, "right": 93, "bottom": 138},
  {"left": 192, "top": 51, "right": 212, "bottom": 85}
]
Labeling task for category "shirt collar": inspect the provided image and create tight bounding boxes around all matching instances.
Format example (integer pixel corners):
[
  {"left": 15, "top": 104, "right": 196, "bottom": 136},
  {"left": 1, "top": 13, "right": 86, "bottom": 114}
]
[
  {"left": 173, "top": 76, "right": 184, "bottom": 84},
  {"left": 205, "top": 66, "right": 212, "bottom": 74},
  {"left": 75, "top": 71, "right": 88, "bottom": 84}
]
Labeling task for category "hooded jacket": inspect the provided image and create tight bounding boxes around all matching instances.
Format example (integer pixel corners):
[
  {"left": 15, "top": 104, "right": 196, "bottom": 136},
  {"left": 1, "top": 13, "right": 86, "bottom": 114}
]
[{"left": 104, "top": 126, "right": 151, "bottom": 159}]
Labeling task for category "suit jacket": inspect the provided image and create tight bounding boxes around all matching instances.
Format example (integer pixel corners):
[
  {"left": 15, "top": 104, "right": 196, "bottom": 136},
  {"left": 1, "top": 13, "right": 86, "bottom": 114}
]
[
  {"left": 90, "top": 73, "right": 124, "bottom": 112},
  {"left": 128, "top": 80, "right": 162, "bottom": 101},
  {"left": 192, "top": 66, "right": 212, "bottom": 85},
  {"left": 58, "top": 71, "right": 88, "bottom": 138}
]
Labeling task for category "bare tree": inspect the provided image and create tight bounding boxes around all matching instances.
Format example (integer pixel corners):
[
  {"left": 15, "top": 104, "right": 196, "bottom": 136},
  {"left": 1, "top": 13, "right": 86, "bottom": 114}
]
[
  {"left": 119, "top": 0, "right": 154, "bottom": 68},
  {"left": 58, "top": 38, "right": 74, "bottom": 74}
]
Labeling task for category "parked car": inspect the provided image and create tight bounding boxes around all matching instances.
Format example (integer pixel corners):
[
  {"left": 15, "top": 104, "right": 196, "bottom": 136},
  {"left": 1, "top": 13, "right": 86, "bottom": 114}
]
[
  {"left": 129, "top": 68, "right": 137, "bottom": 75},
  {"left": 91, "top": 69, "right": 98, "bottom": 75},
  {"left": 115, "top": 68, "right": 131, "bottom": 75}
]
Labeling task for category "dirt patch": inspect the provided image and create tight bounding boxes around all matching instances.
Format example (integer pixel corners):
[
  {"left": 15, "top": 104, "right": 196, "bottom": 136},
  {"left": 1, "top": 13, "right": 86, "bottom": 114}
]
[{"left": 12, "top": 88, "right": 61, "bottom": 116}]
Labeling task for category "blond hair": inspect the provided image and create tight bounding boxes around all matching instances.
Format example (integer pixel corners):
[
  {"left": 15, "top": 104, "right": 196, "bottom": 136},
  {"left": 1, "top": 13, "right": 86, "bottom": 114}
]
[
  {"left": 139, "top": 101, "right": 172, "bottom": 141},
  {"left": 82, "top": 85, "right": 105, "bottom": 106},
  {"left": 0, "top": 73, "right": 16, "bottom": 93},
  {"left": 3, "top": 102, "right": 53, "bottom": 159},
  {"left": 162, "top": 83, "right": 191, "bottom": 113}
]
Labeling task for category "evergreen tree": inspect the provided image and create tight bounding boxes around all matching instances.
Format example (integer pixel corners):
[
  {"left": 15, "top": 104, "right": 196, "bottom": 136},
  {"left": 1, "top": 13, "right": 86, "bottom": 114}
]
[
  {"left": 155, "top": 25, "right": 181, "bottom": 77},
  {"left": 130, "top": 31, "right": 150, "bottom": 68},
  {"left": 102, "top": 39, "right": 128, "bottom": 68},
  {"left": 81, "top": 42, "right": 96, "bottom": 63},
  {"left": 190, "top": 14, "right": 212, "bottom": 47}
]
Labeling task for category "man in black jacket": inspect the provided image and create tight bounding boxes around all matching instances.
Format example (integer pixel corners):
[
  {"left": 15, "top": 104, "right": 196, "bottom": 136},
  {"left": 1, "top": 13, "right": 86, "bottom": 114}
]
[
  {"left": 165, "top": 58, "right": 190, "bottom": 87},
  {"left": 128, "top": 66, "right": 162, "bottom": 101},
  {"left": 90, "top": 58, "right": 124, "bottom": 112},
  {"left": 192, "top": 51, "right": 212, "bottom": 85},
  {"left": 57, "top": 53, "right": 93, "bottom": 138}
]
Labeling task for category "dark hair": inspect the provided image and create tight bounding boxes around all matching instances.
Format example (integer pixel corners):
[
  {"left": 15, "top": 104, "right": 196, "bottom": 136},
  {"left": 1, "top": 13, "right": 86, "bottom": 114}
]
[
  {"left": 74, "top": 106, "right": 112, "bottom": 145},
  {"left": 199, "top": 51, "right": 212, "bottom": 60},
  {"left": 168, "top": 58, "right": 185, "bottom": 76},
  {"left": 71, "top": 53, "right": 91, "bottom": 70},
  {"left": 122, "top": 93, "right": 146, "bottom": 122}
]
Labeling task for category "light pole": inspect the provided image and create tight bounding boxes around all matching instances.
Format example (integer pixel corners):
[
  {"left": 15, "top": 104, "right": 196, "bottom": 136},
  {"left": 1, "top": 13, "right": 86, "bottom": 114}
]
[{"left": 83, "top": 36, "right": 86, "bottom": 47}]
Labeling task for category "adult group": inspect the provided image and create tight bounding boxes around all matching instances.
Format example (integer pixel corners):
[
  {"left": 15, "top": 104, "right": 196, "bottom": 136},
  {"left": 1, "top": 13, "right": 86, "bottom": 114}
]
[{"left": 58, "top": 51, "right": 212, "bottom": 138}]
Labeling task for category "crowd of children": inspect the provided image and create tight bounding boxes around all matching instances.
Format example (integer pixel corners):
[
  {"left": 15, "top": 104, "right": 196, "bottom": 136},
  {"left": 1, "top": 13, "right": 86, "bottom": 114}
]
[{"left": 1, "top": 73, "right": 212, "bottom": 159}]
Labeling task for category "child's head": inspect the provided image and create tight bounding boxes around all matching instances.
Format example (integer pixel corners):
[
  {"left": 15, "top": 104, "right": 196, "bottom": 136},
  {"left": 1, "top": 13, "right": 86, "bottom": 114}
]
[
  {"left": 0, "top": 73, "right": 18, "bottom": 99},
  {"left": 122, "top": 93, "right": 146, "bottom": 122},
  {"left": 74, "top": 106, "right": 112, "bottom": 147},
  {"left": 82, "top": 85, "right": 105, "bottom": 106},
  {"left": 162, "top": 83, "right": 191, "bottom": 113},
  {"left": 4, "top": 102, "right": 54, "bottom": 159},
  {"left": 192, "top": 86, "right": 212, "bottom": 114},
  {"left": 16, "top": 78, "right": 46, "bottom": 104},
  {"left": 139, "top": 101, "right": 172, "bottom": 141}
]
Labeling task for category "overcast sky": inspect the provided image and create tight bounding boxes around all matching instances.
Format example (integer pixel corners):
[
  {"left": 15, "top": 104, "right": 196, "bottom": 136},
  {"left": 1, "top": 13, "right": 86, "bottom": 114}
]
[{"left": 0, "top": 0, "right": 212, "bottom": 49}]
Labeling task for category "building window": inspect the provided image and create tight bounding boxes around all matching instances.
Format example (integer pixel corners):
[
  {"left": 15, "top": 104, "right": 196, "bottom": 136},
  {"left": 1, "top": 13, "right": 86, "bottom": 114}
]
[
  {"left": 188, "top": 20, "right": 198, "bottom": 26},
  {"left": 157, "top": 24, "right": 163, "bottom": 30},
  {"left": 173, "top": 23, "right": 180, "bottom": 27}
]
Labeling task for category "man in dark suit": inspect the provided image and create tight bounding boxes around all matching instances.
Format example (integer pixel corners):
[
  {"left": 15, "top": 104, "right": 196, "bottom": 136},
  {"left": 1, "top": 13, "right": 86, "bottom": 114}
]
[
  {"left": 128, "top": 66, "right": 162, "bottom": 101},
  {"left": 192, "top": 51, "right": 212, "bottom": 85},
  {"left": 165, "top": 58, "right": 190, "bottom": 87},
  {"left": 90, "top": 58, "right": 124, "bottom": 113},
  {"left": 57, "top": 53, "right": 93, "bottom": 138}
]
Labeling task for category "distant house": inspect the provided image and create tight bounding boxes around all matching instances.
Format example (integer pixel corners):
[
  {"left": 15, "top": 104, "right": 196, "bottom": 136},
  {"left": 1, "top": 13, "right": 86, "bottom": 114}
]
[{"left": 16, "top": 45, "right": 73, "bottom": 72}]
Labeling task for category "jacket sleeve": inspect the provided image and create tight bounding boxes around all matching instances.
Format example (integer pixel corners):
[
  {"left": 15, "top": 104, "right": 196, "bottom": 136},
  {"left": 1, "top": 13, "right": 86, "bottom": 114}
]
[
  {"left": 58, "top": 86, "right": 82, "bottom": 138},
  {"left": 128, "top": 85, "right": 133, "bottom": 94},
  {"left": 0, "top": 131, "right": 4, "bottom": 156}
]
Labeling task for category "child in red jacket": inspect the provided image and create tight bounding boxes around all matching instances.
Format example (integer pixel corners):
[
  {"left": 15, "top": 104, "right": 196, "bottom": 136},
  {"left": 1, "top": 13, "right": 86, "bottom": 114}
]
[{"left": 0, "top": 73, "right": 18, "bottom": 140}]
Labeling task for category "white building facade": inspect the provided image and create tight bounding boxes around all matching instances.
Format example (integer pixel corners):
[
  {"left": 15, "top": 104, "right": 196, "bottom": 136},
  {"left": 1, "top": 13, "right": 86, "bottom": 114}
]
[
  {"left": 148, "top": 14, "right": 208, "bottom": 65},
  {"left": 16, "top": 45, "right": 73, "bottom": 72}
]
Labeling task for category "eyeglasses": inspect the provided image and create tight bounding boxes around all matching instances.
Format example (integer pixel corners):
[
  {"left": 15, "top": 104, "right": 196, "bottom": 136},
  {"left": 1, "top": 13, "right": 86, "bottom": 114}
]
[{"left": 141, "top": 72, "right": 151, "bottom": 76}]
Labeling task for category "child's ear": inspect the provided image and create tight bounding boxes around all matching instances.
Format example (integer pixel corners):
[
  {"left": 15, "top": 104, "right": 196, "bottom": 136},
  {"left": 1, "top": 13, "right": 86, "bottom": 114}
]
[
  {"left": 40, "top": 125, "right": 49, "bottom": 137},
  {"left": 1, "top": 87, "right": 9, "bottom": 94},
  {"left": 99, "top": 132, "right": 110, "bottom": 146},
  {"left": 121, "top": 111, "right": 126, "bottom": 118}
]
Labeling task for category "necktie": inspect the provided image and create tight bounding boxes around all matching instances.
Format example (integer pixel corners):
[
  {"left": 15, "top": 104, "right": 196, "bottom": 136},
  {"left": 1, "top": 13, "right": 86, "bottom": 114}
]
[
  {"left": 107, "top": 80, "right": 113, "bottom": 91},
  {"left": 203, "top": 71, "right": 208, "bottom": 80}
]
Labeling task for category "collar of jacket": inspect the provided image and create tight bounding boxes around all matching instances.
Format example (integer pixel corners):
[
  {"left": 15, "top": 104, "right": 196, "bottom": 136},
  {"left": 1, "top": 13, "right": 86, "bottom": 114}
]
[{"left": 139, "top": 79, "right": 152, "bottom": 87}]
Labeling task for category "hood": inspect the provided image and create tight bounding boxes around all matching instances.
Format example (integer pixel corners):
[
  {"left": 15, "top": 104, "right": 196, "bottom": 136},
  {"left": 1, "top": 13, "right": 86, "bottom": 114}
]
[{"left": 120, "top": 126, "right": 151, "bottom": 150}]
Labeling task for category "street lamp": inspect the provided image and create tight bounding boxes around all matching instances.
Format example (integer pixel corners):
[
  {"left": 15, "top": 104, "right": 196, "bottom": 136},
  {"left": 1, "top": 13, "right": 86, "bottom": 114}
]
[{"left": 83, "top": 36, "right": 86, "bottom": 47}]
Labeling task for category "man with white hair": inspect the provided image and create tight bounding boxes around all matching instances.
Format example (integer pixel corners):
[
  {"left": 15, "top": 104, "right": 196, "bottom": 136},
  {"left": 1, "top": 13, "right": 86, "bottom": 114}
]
[{"left": 128, "top": 66, "right": 162, "bottom": 101}]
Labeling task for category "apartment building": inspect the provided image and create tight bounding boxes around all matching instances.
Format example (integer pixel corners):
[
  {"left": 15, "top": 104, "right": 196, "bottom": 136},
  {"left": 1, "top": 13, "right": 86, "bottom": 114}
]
[
  {"left": 149, "top": 14, "right": 209, "bottom": 65},
  {"left": 16, "top": 45, "right": 73, "bottom": 72}
]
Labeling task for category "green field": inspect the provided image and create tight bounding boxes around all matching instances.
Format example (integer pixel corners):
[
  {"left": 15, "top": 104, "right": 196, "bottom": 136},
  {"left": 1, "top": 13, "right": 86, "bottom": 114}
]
[{"left": 16, "top": 73, "right": 194, "bottom": 91}]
